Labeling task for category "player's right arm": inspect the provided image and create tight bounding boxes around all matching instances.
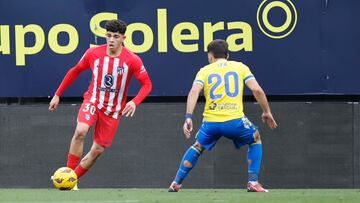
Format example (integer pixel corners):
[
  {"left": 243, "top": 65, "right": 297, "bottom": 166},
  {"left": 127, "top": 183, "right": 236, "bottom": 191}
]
[
  {"left": 49, "top": 51, "right": 91, "bottom": 111},
  {"left": 183, "top": 83, "right": 202, "bottom": 138},
  {"left": 246, "top": 79, "right": 278, "bottom": 129}
]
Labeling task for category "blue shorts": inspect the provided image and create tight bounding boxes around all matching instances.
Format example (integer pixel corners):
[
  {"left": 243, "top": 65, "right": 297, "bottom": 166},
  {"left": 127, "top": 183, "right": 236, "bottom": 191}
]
[{"left": 195, "top": 117, "right": 258, "bottom": 151}]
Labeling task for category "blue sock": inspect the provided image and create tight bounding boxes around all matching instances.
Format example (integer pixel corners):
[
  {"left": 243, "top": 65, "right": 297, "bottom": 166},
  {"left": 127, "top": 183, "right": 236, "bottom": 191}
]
[
  {"left": 174, "top": 145, "right": 202, "bottom": 184},
  {"left": 247, "top": 143, "right": 262, "bottom": 182}
]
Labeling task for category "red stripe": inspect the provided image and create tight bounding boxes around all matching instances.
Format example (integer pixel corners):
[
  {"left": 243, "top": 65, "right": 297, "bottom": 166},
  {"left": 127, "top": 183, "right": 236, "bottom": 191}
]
[
  {"left": 108, "top": 62, "right": 123, "bottom": 117},
  {"left": 102, "top": 58, "right": 114, "bottom": 111},
  {"left": 95, "top": 58, "right": 103, "bottom": 105}
]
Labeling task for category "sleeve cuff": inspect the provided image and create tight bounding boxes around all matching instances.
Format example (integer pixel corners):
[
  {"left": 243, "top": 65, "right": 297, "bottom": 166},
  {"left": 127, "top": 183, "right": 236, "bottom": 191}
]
[
  {"left": 244, "top": 75, "right": 255, "bottom": 83},
  {"left": 193, "top": 80, "right": 204, "bottom": 87}
]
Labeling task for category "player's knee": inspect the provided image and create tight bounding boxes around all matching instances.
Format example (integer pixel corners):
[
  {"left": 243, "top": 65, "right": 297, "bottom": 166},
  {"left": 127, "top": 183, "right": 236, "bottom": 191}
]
[
  {"left": 254, "top": 131, "right": 262, "bottom": 144},
  {"left": 92, "top": 146, "right": 105, "bottom": 156},
  {"left": 183, "top": 160, "right": 193, "bottom": 168},
  {"left": 74, "top": 128, "right": 88, "bottom": 140},
  {"left": 193, "top": 142, "right": 205, "bottom": 152}
]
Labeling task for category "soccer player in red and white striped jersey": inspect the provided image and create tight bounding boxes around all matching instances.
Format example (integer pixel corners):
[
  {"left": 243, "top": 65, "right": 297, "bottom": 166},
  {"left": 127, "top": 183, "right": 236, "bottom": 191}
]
[{"left": 49, "top": 19, "right": 152, "bottom": 183}]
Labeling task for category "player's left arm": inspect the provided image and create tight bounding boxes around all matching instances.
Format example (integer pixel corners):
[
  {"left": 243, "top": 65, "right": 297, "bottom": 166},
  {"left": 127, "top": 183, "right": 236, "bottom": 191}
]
[
  {"left": 242, "top": 64, "right": 277, "bottom": 129},
  {"left": 122, "top": 57, "right": 152, "bottom": 117},
  {"left": 246, "top": 79, "right": 278, "bottom": 129}
]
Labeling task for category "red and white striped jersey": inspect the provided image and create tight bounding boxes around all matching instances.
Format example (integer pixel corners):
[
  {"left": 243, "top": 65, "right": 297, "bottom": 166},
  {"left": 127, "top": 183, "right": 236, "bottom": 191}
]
[{"left": 55, "top": 45, "right": 152, "bottom": 119}]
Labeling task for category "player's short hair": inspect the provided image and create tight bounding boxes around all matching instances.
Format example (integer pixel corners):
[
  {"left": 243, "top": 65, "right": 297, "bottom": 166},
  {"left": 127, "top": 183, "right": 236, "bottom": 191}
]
[
  {"left": 207, "top": 39, "right": 229, "bottom": 59},
  {"left": 105, "top": 19, "right": 127, "bottom": 34}
]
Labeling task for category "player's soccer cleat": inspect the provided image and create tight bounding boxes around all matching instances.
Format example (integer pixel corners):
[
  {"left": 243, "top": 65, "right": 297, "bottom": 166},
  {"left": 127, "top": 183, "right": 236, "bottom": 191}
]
[
  {"left": 168, "top": 181, "right": 182, "bottom": 192},
  {"left": 71, "top": 183, "right": 79, "bottom": 191},
  {"left": 247, "top": 182, "right": 269, "bottom": 192}
]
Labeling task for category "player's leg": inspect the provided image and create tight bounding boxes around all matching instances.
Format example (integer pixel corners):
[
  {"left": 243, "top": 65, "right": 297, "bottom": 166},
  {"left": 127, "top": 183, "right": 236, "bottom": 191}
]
[
  {"left": 224, "top": 117, "right": 267, "bottom": 192},
  {"left": 169, "top": 122, "right": 220, "bottom": 192},
  {"left": 74, "top": 110, "right": 120, "bottom": 179},
  {"left": 67, "top": 122, "right": 90, "bottom": 170},
  {"left": 247, "top": 132, "right": 262, "bottom": 182},
  {"left": 74, "top": 141, "right": 105, "bottom": 179},
  {"left": 171, "top": 141, "right": 204, "bottom": 189},
  {"left": 67, "top": 102, "right": 98, "bottom": 170},
  {"left": 247, "top": 132, "right": 268, "bottom": 192}
]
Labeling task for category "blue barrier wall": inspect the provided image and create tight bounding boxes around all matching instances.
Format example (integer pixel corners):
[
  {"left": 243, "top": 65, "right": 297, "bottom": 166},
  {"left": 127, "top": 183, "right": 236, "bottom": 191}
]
[{"left": 1, "top": 0, "right": 359, "bottom": 97}]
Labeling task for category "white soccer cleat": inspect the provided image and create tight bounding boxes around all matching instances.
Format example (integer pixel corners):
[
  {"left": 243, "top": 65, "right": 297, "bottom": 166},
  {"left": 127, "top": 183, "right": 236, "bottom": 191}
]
[
  {"left": 168, "top": 181, "right": 182, "bottom": 192},
  {"left": 247, "top": 182, "right": 269, "bottom": 192},
  {"left": 71, "top": 183, "right": 79, "bottom": 191}
]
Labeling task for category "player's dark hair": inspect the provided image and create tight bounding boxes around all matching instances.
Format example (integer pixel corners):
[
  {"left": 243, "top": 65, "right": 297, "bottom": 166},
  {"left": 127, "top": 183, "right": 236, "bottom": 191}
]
[
  {"left": 207, "top": 39, "right": 229, "bottom": 59},
  {"left": 105, "top": 19, "right": 127, "bottom": 34}
]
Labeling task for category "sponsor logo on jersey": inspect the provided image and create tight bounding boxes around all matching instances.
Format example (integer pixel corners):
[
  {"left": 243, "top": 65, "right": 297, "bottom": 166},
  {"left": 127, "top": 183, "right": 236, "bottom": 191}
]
[
  {"left": 209, "top": 102, "right": 238, "bottom": 110},
  {"left": 104, "top": 74, "right": 114, "bottom": 87},
  {"left": 209, "top": 101, "right": 217, "bottom": 110},
  {"left": 98, "top": 87, "right": 118, "bottom": 93}
]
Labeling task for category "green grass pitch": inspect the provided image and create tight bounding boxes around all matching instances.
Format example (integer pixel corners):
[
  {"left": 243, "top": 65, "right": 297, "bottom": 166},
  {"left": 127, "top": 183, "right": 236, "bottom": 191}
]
[{"left": 0, "top": 189, "right": 360, "bottom": 203}]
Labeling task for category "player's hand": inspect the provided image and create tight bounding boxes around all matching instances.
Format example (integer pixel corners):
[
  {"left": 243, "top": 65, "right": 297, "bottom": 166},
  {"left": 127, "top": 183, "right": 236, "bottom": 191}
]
[
  {"left": 122, "top": 101, "right": 136, "bottom": 117},
  {"left": 183, "top": 118, "right": 193, "bottom": 139},
  {"left": 49, "top": 95, "right": 60, "bottom": 111},
  {"left": 262, "top": 112, "right": 278, "bottom": 129}
]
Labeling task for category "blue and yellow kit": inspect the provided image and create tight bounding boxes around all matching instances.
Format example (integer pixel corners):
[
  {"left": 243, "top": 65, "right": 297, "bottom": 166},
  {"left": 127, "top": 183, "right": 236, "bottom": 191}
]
[{"left": 194, "top": 59, "right": 255, "bottom": 122}]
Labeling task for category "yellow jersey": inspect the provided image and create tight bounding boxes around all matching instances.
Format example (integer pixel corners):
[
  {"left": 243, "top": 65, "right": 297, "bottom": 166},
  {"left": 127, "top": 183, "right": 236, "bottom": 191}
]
[{"left": 193, "top": 59, "right": 255, "bottom": 122}]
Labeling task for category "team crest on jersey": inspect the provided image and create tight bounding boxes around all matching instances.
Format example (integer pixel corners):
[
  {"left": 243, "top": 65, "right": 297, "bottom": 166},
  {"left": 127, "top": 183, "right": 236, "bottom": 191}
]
[
  {"left": 117, "top": 66, "right": 124, "bottom": 75},
  {"left": 85, "top": 114, "right": 91, "bottom": 121}
]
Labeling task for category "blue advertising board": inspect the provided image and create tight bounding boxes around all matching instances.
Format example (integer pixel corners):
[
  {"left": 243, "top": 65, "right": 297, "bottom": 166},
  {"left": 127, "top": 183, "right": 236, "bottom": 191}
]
[{"left": 0, "top": 0, "right": 359, "bottom": 96}]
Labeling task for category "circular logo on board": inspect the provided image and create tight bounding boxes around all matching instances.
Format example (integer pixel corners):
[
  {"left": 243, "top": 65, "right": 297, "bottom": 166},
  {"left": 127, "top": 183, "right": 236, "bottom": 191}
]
[{"left": 257, "top": 0, "right": 298, "bottom": 39}]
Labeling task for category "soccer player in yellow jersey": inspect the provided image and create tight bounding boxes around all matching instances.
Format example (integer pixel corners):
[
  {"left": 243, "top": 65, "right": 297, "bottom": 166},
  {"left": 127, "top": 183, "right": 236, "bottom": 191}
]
[{"left": 168, "top": 39, "right": 277, "bottom": 192}]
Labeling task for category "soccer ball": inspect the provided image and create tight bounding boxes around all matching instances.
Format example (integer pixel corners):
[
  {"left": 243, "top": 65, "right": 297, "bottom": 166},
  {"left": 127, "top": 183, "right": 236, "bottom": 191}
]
[{"left": 52, "top": 167, "right": 77, "bottom": 190}]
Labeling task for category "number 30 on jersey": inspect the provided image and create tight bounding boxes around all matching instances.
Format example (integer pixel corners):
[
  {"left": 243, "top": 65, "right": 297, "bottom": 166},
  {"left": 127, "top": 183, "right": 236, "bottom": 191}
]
[{"left": 82, "top": 103, "right": 96, "bottom": 115}]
